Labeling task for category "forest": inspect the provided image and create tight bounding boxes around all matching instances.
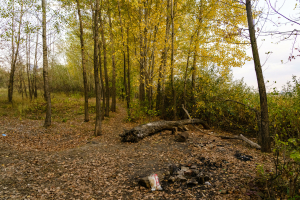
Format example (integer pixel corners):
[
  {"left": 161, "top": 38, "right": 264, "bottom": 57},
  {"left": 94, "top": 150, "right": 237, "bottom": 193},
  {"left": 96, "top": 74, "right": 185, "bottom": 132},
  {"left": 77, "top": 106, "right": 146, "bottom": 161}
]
[{"left": 0, "top": 0, "right": 299, "bottom": 199}]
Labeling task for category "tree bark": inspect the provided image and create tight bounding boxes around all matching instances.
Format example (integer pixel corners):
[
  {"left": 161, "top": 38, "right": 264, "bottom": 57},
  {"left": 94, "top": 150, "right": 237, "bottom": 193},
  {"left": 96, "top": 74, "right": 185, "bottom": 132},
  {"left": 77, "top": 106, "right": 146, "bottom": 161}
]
[
  {"left": 183, "top": 35, "right": 194, "bottom": 108},
  {"left": 100, "top": 9, "right": 109, "bottom": 117},
  {"left": 246, "top": 0, "right": 270, "bottom": 152},
  {"left": 108, "top": 2, "right": 116, "bottom": 112},
  {"left": 26, "top": 33, "right": 32, "bottom": 100},
  {"left": 76, "top": 0, "right": 89, "bottom": 122},
  {"left": 8, "top": 0, "right": 23, "bottom": 103},
  {"left": 33, "top": 28, "right": 38, "bottom": 99},
  {"left": 160, "top": 0, "right": 171, "bottom": 118},
  {"left": 120, "top": 119, "right": 210, "bottom": 142},
  {"left": 42, "top": 0, "right": 51, "bottom": 127},
  {"left": 138, "top": 2, "right": 145, "bottom": 103},
  {"left": 170, "top": 0, "right": 177, "bottom": 120},
  {"left": 93, "top": 0, "right": 102, "bottom": 136},
  {"left": 127, "top": 27, "right": 131, "bottom": 114},
  {"left": 118, "top": 0, "right": 127, "bottom": 102}
]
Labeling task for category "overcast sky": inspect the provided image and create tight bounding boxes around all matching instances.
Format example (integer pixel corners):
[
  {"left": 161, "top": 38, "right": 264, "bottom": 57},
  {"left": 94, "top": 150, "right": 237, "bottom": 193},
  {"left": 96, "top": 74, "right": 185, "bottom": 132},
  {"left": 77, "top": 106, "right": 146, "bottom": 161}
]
[{"left": 232, "top": 0, "right": 300, "bottom": 91}]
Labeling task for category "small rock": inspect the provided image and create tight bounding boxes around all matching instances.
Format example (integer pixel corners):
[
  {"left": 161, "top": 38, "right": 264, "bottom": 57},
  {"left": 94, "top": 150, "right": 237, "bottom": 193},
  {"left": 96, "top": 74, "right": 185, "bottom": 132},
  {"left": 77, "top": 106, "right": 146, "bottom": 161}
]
[
  {"left": 197, "top": 173, "right": 210, "bottom": 184},
  {"left": 176, "top": 170, "right": 184, "bottom": 176},
  {"left": 168, "top": 164, "right": 178, "bottom": 175},
  {"left": 216, "top": 147, "right": 226, "bottom": 152},
  {"left": 191, "top": 169, "right": 199, "bottom": 177},
  {"left": 175, "top": 131, "right": 189, "bottom": 142},
  {"left": 176, "top": 175, "right": 187, "bottom": 182},
  {"left": 184, "top": 170, "right": 193, "bottom": 178},
  {"left": 181, "top": 166, "right": 189, "bottom": 171},
  {"left": 138, "top": 177, "right": 151, "bottom": 188},
  {"left": 241, "top": 188, "right": 247, "bottom": 193},
  {"left": 190, "top": 165, "right": 197, "bottom": 169},
  {"left": 187, "top": 177, "right": 198, "bottom": 186},
  {"left": 169, "top": 176, "right": 176, "bottom": 182},
  {"left": 220, "top": 190, "right": 227, "bottom": 194},
  {"left": 204, "top": 181, "right": 211, "bottom": 186}
]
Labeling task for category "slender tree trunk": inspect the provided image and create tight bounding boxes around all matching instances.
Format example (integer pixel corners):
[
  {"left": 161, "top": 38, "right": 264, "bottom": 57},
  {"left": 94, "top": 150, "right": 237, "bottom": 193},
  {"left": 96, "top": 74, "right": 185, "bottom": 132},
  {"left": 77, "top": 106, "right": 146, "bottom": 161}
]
[
  {"left": 138, "top": 3, "right": 145, "bottom": 103},
  {"left": 127, "top": 27, "right": 131, "bottom": 114},
  {"left": 93, "top": 1, "right": 102, "bottom": 136},
  {"left": 33, "top": 30, "right": 38, "bottom": 98},
  {"left": 8, "top": 0, "right": 23, "bottom": 103},
  {"left": 76, "top": 0, "right": 89, "bottom": 122},
  {"left": 118, "top": 0, "right": 127, "bottom": 102},
  {"left": 42, "top": 0, "right": 51, "bottom": 127},
  {"left": 246, "top": 0, "right": 270, "bottom": 152},
  {"left": 191, "top": 2, "right": 202, "bottom": 116},
  {"left": 183, "top": 35, "right": 194, "bottom": 108},
  {"left": 100, "top": 10, "right": 109, "bottom": 117},
  {"left": 160, "top": 0, "right": 171, "bottom": 118},
  {"left": 98, "top": 40, "right": 105, "bottom": 120},
  {"left": 143, "top": 1, "right": 149, "bottom": 106},
  {"left": 26, "top": 33, "right": 32, "bottom": 100},
  {"left": 170, "top": 0, "right": 176, "bottom": 120},
  {"left": 108, "top": 2, "right": 116, "bottom": 112},
  {"left": 126, "top": 3, "right": 131, "bottom": 113}
]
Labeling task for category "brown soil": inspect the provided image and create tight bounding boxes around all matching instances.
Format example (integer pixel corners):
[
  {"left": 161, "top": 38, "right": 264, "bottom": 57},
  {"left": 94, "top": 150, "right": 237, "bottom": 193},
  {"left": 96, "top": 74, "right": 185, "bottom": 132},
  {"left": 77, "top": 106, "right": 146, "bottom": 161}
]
[{"left": 0, "top": 101, "right": 273, "bottom": 200}]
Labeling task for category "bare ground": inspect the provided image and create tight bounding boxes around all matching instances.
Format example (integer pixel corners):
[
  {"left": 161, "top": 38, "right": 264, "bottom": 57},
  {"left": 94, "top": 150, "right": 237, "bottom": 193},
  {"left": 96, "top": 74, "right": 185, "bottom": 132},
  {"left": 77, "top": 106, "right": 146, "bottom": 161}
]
[{"left": 0, "top": 101, "right": 273, "bottom": 200}]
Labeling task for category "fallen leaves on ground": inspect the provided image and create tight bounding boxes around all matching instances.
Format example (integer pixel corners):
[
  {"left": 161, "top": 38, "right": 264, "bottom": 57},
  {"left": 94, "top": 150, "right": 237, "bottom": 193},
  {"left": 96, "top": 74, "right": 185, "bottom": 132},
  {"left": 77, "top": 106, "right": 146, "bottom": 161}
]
[{"left": 0, "top": 101, "right": 273, "bottom": 199}]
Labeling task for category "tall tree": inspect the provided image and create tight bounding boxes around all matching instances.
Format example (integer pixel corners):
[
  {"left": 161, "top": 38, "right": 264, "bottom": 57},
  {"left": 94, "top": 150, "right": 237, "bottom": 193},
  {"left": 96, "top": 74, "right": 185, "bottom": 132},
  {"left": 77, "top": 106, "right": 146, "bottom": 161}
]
[
  {"left": 76, "top": 0, "right": 89, "bottom": 122},
  {"left": 42, "top": 0, "right": 51, "bottom": 127},
  {"left": 246, "top": 0, "right": 270, "bottom": 152},
  {"left": 8, "top": 0, "right": 23, "bottom": 103},
  {"left": 99, "top": 6, "right": 109, "bottom": 117},
  {"left": 170, "top": 0, "right": 176, "bottom": 119},
  {"left": 108, "top": 2, "right": 116, "bottom": 112},
  {"left": 93, "top": 0, "right": 102, "bottom": 136}
]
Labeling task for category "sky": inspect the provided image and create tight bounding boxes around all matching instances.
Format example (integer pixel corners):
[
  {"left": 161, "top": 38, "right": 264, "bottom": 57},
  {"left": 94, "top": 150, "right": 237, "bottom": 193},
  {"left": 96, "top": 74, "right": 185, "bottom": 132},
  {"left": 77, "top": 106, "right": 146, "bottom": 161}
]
[{"left": 231, "top": 0, "right": 300, "bottom": 91}]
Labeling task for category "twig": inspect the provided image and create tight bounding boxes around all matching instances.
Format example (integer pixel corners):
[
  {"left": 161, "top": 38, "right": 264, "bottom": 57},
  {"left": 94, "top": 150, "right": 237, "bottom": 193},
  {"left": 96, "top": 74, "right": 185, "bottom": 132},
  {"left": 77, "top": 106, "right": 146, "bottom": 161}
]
[{"left": 182, "top": 104, "right": 205, "bottom": 133}]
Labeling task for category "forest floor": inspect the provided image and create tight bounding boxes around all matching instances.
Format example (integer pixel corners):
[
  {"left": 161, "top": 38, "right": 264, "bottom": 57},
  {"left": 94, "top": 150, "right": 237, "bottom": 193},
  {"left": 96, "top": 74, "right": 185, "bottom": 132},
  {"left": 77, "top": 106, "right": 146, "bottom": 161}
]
[{"left": 0, "top": 93, "right": 275, "bottom": 199}]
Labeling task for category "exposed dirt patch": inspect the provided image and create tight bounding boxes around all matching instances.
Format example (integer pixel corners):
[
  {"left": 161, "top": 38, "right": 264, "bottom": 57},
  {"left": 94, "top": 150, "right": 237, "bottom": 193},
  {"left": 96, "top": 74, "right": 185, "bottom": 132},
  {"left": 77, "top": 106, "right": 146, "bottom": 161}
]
[{"left": 0, "top": 101, "right": 273, "bottom": 199}]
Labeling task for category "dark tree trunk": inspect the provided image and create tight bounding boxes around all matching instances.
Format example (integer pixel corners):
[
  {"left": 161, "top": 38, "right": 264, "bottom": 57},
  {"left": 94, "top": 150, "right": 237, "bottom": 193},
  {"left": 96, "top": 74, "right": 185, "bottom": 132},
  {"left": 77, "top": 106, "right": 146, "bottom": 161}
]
[
  {"left": 108, "top": 2, "right": 116, "bottom": 112},
  {"left": 120, "top": 119, "right": 210, "bottom": 142},
  {"left": 8, "top": 1, "right": 23, "bottom": 103},
  {"left": 246, "top": 0, "right": 270, "bottom": 152},
  {"left": 42, "top": 0, "right": 51, "bottom": 127},
  {"left": 138, "top": 5, "right": 145, "bottom": 103},
  {"left": 100, "top": 10, "right": 109, "bottom": 117},
  {"left": 26, "top": 33, "right": 32, "bottom": 100},
  {"left": 183, "top": 35, "right": 194, "bottom": 108},
  {"left": 160, "top": 0, "right": 171, "bottom": 118},
  {"left": 98, "top": 40, "right": 105, "bottom": 120},
  {"left": 127, "top": 27, "right": 131, "bottom": 113},
  {"left": 93, "top": 0, "right": 102, "bottom": 136},
  {"left": 33, "top": 30, "right": 38, "bottom": 99},
  {"left": 170, "top": 0, "right": 176, "bottom": 120},
  {"left": 76, "top": 0, "right": 89, "bottom": 122}
]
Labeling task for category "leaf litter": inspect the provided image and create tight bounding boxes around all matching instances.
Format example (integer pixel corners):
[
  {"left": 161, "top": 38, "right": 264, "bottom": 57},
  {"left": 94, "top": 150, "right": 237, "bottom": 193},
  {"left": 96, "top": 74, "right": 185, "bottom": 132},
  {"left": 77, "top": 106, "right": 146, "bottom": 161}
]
[{"left": 0, "top": 102, "right": 274, "bottom": 199}]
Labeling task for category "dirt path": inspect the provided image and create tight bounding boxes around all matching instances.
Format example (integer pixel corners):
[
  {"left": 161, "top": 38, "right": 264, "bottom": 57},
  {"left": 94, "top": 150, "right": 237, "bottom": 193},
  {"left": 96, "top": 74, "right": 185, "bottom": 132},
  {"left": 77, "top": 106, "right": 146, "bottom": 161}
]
[{"left": 0, "top": 102, "right": 271, "bottom": 199}]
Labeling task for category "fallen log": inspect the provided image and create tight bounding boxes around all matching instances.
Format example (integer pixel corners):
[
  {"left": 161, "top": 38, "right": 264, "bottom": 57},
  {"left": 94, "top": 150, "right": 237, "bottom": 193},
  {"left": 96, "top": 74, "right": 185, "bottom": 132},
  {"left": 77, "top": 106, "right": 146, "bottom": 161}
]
[{"left": 120, "top": 119, "right": 210, "bottom": 142}]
